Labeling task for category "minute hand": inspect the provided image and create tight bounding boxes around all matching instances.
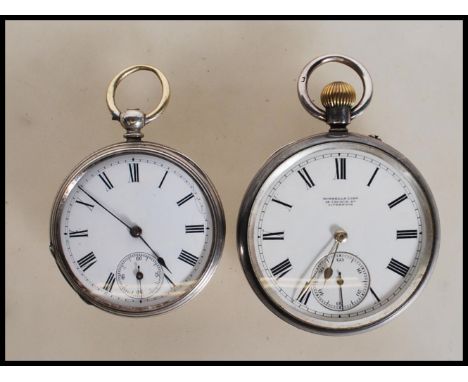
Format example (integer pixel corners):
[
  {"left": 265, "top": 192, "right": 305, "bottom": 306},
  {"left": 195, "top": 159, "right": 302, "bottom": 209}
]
[
  {"left": 78, "top": 186, "right": 174, "bottom": 276},
  {"left": 78, "top": 186, "right": 133, "bottom": 229}
]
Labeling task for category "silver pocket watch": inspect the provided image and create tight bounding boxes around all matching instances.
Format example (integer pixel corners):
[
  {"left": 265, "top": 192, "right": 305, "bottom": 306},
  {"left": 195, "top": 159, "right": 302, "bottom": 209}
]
[
  {"left": 49, "top": 65, "right": 225, "bottom": 316},
  {"left": 237, "top": 55, "right": 440, "bottom": 334}
]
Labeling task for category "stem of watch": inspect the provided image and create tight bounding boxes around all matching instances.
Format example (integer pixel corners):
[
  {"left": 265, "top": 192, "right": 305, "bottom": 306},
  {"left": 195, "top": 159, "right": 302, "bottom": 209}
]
[
  {"left": 321, "top": 81, "right": 356, "bottom": 135},
  {"left": 120, "top": 109, "right": 146, "bottom": 141}
]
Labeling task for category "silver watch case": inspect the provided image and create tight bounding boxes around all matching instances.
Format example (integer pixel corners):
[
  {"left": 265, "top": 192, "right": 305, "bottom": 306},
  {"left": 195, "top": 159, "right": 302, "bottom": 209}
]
[
  {"left": 50, "top": 141, "right": 225, "bottom": 317},
  {"left": 237, "top": 132, "right": 440, "bottom": 335}
]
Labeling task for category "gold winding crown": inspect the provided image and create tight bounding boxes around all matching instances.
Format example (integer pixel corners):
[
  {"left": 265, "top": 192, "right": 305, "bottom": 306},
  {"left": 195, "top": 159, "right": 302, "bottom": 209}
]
[{"left": 320, "top": 81, "right": 356, "bottom": 108}]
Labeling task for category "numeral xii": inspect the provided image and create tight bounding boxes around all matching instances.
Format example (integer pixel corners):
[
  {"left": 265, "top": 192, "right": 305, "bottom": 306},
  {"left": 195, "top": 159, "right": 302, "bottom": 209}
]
[
  {"left": 335, "top": 158, "right": 346, "bottom": 179},
  {"left": 129, "top": 163, "right": 139, "bottom": 182}
]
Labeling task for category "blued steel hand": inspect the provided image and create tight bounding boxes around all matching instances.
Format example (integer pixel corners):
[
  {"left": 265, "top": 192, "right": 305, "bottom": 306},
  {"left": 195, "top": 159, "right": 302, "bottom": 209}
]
[
  {"left": 78, "top": 186, "right": 133, "bottom": 230},
  {"left": 136, "top": 265, "right": 143, "bottom": 300},
  {"left": 138, "top": 236, "right": 173, "bottom": 275},
  {"left": 78, "top": 186, "right": 173, "bottom": 275}
]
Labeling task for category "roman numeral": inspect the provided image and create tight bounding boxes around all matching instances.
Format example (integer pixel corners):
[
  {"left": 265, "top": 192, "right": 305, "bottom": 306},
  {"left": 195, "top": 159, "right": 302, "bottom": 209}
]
[
  {"left": 297, "top": 168, "right": 315, "bottom": 188},
  {"left": 271, "top": 198, "right": 293, "bottom": 209},
  {"left": 367, "top": 167, "right": 379, "bottom": 186},
  {"left": 396, "top": 230, "right": 418, "bottom": 239},
  {"left": 76, "top": 199, "right": 94, "bottom": 211},
  {"left": 129, "top": 163, "right": 139, "bottom": 182},
  {"left": 185, "top": 224, "right": 205, "bottom": 233},
  {"left": 297, "top": 285, "right": 312, "bottom": 305},
  {"left": 262, "top": 231, "right": 285, "bottom": 240},
  {"left": 177, "top": 193, "right": 194, "bottom": 206},
  {"left": 77, "top": 252, "right": 97, "bottom": 272},
  {"left": 271, "top": 258, "right": 292, "bottom": 279},
  {"left": 158, "top": 170, "right": 168, "bottom": 188},
  {"left": 103, "top": 272, "right": 116, "bottom": 292},
  {"left": 299, "top": 290, "right": 311, "bottom": 305},
  {"left": 98, "top": 172, "right": 114, "bottom": 190},
  {"left": 178, "top": 250, "right": 199, "bottom": 267},
  {"left": 335, "top": 158, "right": 346, "bottom": 179},
  {"left": 388, "top": 194, "right": 408, "bottom": 209},
  {"left": 387, "top": 258, "right": 410, "bottom": 277},
  {"left": 69, "top": 229, "right": 88, "bottom": 238}
]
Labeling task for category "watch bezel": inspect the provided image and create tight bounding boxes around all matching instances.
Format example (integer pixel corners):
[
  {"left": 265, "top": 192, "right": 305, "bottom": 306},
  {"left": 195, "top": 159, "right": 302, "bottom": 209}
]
[
  {"left": 237, "top": 132, "right": 440, "bottom": 335},
  {"left": 50, "top": 141, "right": 225, "bottom": 317}
]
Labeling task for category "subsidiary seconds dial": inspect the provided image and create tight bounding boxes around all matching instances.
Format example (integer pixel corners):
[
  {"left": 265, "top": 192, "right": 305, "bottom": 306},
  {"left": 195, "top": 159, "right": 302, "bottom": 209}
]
[
  {"left": 310, "top": 252, "right": 370, "bottom": 311},
  {"left": 116, "top": 252, "right": 164, "bottom": 301}
]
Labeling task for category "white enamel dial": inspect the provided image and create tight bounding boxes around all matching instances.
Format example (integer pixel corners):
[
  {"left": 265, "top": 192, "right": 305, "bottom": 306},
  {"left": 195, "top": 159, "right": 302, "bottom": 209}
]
[
  {"left": 245, "top": 142, "right": 436, "bottom": 331},
  {"left": 58, "top": 152, "right": 216, "bottom": 314}
]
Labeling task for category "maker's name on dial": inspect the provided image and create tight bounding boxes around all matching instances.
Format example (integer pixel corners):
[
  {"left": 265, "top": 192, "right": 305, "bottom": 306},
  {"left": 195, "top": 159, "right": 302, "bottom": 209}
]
[{"left": 323, "top": 196, "right": 359, "bottom": 207}]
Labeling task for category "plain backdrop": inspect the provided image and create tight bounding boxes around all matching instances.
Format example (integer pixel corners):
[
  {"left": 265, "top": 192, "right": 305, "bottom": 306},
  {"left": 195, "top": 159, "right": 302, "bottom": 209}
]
[{"left": 5, "top": 20, "right": 462, "bottom": 360}]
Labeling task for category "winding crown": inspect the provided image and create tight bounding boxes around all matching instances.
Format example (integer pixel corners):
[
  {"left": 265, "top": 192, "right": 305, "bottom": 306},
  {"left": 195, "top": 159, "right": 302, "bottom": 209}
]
[{"left": 320, "top": 81, "right": 356, "bottom": 108}]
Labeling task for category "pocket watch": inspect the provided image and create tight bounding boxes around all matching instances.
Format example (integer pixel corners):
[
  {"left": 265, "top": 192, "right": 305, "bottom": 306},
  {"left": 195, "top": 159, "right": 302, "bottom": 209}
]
[
  {"left": 237, "top": 55, "right": 440, "bottom": 334},
  {"left": 49, "top": 65, "right": 225, "bottom": 316}
]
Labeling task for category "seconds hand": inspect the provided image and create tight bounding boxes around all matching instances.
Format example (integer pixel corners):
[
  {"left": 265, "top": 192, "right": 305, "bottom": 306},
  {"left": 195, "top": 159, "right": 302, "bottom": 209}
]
[
  {"left": 78, "top": 185, "right": 175, "bottom": 281},
  {"left": 136, "top": 265, "right": 143, "bottom": 301},
  {"left": 337, "top": 271, "right": 344, "bottom": 311}
]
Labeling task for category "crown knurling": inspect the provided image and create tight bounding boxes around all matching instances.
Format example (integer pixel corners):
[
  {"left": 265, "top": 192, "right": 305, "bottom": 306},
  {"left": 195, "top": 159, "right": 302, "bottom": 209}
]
[{"left": 320, "top": 81, "right": 356, "bottom": 108}]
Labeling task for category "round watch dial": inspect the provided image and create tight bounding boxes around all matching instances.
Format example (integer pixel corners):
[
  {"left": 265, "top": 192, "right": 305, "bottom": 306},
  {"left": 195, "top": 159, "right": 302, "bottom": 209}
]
[
  {"left": 52, "top": 147, "right": 224, "bottom": 316},
  {"left": 116, "top": 252, "right": 164, "bottom": 300},
  {"left": 241, "top": 138, "right": 438, "bottom": 333},
  {"left": 310, "top": 252, "right": 370, "bottom": 311}
]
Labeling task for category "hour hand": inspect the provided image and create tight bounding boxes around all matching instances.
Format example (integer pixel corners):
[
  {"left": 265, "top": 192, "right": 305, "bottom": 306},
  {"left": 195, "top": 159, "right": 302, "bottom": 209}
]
[{"left": 138, "top": 235, "right": 172, "bottom": 274}]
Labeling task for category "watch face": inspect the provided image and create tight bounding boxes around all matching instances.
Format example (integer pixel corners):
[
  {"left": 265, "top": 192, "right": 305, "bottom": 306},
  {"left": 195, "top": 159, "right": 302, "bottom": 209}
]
[
  {"left": 52, "top": 146, "right": 224, "bottom": 316},
  {"left": 240, "top": 138, "right": 438, "bottom": 333}
]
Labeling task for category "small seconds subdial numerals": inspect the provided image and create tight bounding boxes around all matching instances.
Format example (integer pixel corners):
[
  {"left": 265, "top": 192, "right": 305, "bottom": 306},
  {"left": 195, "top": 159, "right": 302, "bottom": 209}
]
[
  {"left": 311, "top": 252, "right": 370, "bottom": 311},
  {"left": 251, "top": 148, "right": 423, "bottom": 321},
  {"left": 60, "top": 153, "right": 214, "bottom": 311},
  {"left": 116, "top": 252, "right": 164, "bottom": 301}
]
